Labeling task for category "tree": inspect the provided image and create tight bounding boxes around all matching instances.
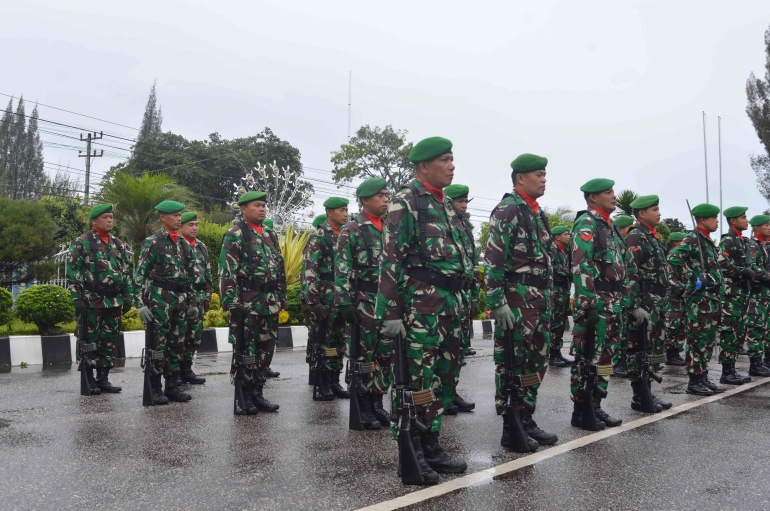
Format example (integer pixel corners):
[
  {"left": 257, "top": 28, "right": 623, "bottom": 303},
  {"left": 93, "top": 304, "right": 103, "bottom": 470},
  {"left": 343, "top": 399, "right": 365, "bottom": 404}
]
[
  {"left": 46, "top": 167, "right": 83, "bottom": 198},
  {"left": 614, "top": 189, "right": 638, "bottom": 217},
  {"left": 4, "top": 96, "right": 26, "bottom": 199},
  {"left": 544, "top": 206, "right": 574, "bottom": 228},
  {"left": 39, "top": 195, "right": 88, "bottom": 244},
  {"left": 656, "top": 221, "right": 671, "bottom": 244},
  {"left": 19, "top": 105, "right": 47, "bottom": 200},
  {"left": 477, "top": 221, "right": 490, "bottom": 255},
  {"left": 0, "top": 98, "right": 48, "bottom": 200},
  {"left": 0, "top": 198, "right": 57, "bottom": 286},
  {"left": 662, "top": 217, "right": 687, "bottom": 232},
  {"left": 132, "top": 81, "right": 163, "bottom": 171},
  {"left": 0, "top": 99, "right": 13, "bottom": 192},
  {"left": 746, "top": 23, "right": 770, "bottom": 204},
  {"left": 330, "top": 125, "right": 414, "bottom": 191}
]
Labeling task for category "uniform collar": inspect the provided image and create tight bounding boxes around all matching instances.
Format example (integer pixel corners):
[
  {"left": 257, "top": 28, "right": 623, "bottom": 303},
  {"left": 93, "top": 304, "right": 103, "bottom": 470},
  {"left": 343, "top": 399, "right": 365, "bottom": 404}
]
[
  {"left": 247, "top": 222, "right": 263, "bottom": 236},
  {"left": 642, "top": 223, "right": 658, "bottom": 238},
  {"left": 92, "top": 228, "right": 110, "bottom": 244},
  {"left": 182, "top": 234, "right": 195, "bottom": 247},
  {"left": 415, "top": 178, "right": 445, "bottom": 202},
  {"left": 362, "top": 211, "right": 382, "bottom": 232},
  {"left": 695, "top": 226, "right": 711, "bottom": 239},
  {"left": 514, "top": 188, "right": 540, "bottom": 214},
  {"left": 589, "top": 207, "right": 611, "bottom": 226},
  {"left": 730, "top": 227, "right": 744, "bottom": 238},
  {"left": 755, "top": 233, "right": 767, "bottom": 244},
  {"left": 165, "top": 230, "right": 179, "bottom": 243}
]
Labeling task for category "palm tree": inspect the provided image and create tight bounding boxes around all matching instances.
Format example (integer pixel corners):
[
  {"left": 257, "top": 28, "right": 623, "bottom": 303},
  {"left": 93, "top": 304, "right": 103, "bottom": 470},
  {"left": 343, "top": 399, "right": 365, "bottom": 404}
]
[
  {"left": 279, "top": 225, "right": 312, "bottom": 285},
  {"left": 614, "top": 189, "right": 638, "bottom": 217},
  {"left": 99, "top": 171, "right": 197, "bottom": 261}
]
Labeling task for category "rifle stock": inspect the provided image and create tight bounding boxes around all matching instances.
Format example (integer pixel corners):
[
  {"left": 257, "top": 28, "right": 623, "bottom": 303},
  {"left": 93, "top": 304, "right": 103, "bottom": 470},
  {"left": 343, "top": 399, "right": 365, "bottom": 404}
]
[
  {"left": 635, "top": 319, "right": 658, "bottom": 413},
  {"left": 312, "top": 320, "right": 332, "bottom": 401},
  {"left": 580, "top": 322, "right": 605, "bottom": 431},
  {"left": 78, "top": 311, "right": 92, "bottom": 396},
  {"left": 503, "top": 328, "right": 536, "bottom": 452},
  {"left": 233, "top": 308, "right": 253, "bottom": 414},
  {"left": 141, "top": 321, "right": 158, "bottom": 406},
  {"left": 348, "top": 322, "right": 371, "bottom": 430}
]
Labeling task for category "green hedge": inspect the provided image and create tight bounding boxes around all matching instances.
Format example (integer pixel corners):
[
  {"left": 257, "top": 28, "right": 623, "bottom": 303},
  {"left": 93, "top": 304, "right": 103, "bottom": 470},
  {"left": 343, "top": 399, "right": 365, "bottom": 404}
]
[
  {"left": 197, "top": 219, "right": 229, "bottom": 292},
  {"left": 0, "top": 288, "right": 12, "bottom": 328},
  {"left": 286, "top": 282, "right": 305, "bottom": 325},
  {"left": 14, "top": 285, "right": 74, "bottom": 334}
]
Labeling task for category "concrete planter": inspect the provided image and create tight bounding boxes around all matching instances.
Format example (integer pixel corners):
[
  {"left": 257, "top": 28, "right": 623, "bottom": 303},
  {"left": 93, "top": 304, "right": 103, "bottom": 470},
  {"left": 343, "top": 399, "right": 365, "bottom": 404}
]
[
  {"left": 0, "top": 336, "right": 10, "bottom": 366},
  {"left": 41, "top": 334, "right": 72, "bottom": 364},
  {"left": 199, "top": 328, "right": 219, "bottom": 353}
]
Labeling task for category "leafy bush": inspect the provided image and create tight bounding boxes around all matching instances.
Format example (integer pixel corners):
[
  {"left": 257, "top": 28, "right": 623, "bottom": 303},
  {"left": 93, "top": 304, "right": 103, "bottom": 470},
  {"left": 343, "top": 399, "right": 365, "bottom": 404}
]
[
  {"left": 279, "top": 310, "right": 290, "bottom": 324},
  {"left": 209, "top": 292, "right": 221, "bottom": 311},
  {"left": 286, "top": 282, "right": 305, "bottom": 325},
  {"left": 14, "top": 285, "right": 74, "bottom": 334},
  {"left": 0, "top": 288, "right": 13, "bottom": 329},
  {"left": 204, "top": 308, "right": 230, "bottom": 328},
  {"left": 197, "top": 220, "right": 229, "bottom": 292},
  {"left": 475, "top": 287, "right": 487, "bottom": 319},
  {"left": 120, "top": 307, "right": 144, "bottom": 331}
]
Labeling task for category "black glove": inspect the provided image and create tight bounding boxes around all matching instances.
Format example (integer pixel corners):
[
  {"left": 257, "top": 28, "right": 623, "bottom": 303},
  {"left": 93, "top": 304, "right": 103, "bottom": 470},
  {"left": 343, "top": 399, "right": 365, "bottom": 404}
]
[
  {"left": 230, "top": 306, "right": 245, "bottom": 323},
  {"left": 339, "top": 304, "right": 360, "bottom": 325},
  {"left": 309, "top": 303, "right": 328, "bottom": 321},
  {"left": 740, "top": 267, "right": 756, "bottom": 281},
  {"left": 73, "top": 299, "right": 87, "bottom": 316},
  {"left": 122, "top": 302, "right": 132, "bottom": 314},
  {"left": 585, "top": 307, "right": 599, "bottom": 327}
]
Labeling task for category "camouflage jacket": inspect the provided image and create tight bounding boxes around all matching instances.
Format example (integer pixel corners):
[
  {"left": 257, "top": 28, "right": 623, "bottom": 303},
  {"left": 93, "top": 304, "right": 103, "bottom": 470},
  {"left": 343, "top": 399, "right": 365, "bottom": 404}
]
[
  {"left": 550, "top": 243, "right": 571, "bottom": 293},
  {"left": 188, "top": 239, "right": 215, "bottom": 305},
  {"left": 485, "top": 190, "right": 552, "bottom": 310},
  {"left": 67, "top": 230, "right": 133, "bottom": 309},
  {"left": 625, "top": 224, "right": 670, "bottom": 310},
  {"left": 301, "top": 221, "right": 338, "bottom": 308},
  {"left": 668, "top": 229, "right": 723, "bottom": 313},
  {"left": 747, "top": 236, "right": 770, "bottom": 301},
  {"left": 219, "top": 221, "right": 287, "bottom": 315},
  {"left": 717, "top": 230, "right": 752, "bottom": 310},
  {"left": 134, "top": 230, "right": 195, "bottom": 310},
  {"left": 335, "top": 213, "right": 383, "bottom": 307},
  {"left": 457, "top": 216, "right": 480, "bottom": 305},
  {"left": 376, "top": 179, "right": 474, "bottom": 319},
  {"left": 571, "top": 210, "right": 631, "bottom": 314}
]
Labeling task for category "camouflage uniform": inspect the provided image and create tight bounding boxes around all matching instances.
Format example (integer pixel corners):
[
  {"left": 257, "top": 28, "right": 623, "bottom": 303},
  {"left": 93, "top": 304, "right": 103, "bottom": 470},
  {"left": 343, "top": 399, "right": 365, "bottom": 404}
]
[
  {"left": 717, "top": 230, "right": 751, "bottom": 364},
  {"left": 458, "top": 217, "right": 479, "bottom": 359},
  {"left": 134, "top": 231, "right": 195, "bottom": 376},
  {"left": 549, "top": 243, "right": 571, "bottom": 352},
  {"left": 625, "top": 224, "right": 669, "bottom": 381},
  {"left": 664, "top": 292, "right": 686, "bottom": 353},
  {"left": 485, "top": 190, "right": 552, "bottom": 413},
  {"left": 570, "top": 210, "right": 631, "bottom": 402},
  {"left": 184, "top": 239, "right": 214, "bottom": 362},
  {"left": 668, "top": 230, "right": 723, "bottom": 375},
  {"left": 219, "top": 221, "right": 287, "bottom": 385},
  {"left": 747, "top": 236, "right": 770, "bottom": 360},
  {"left": 376, "top": 179, "right": 474, "bottom": 433},
  {"left": 67, "top": 230, "right": 133, "bottom": 368}
]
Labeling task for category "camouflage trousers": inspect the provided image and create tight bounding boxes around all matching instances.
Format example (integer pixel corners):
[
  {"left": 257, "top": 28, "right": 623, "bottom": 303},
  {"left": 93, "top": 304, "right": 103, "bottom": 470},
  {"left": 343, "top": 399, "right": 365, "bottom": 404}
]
[
  {"left": 718, "top": 293, "right": 748, "bottom": 364},
  {"left": 150, "top": 305, "right": 187, "bottom": 376},
  {"left": 228, "top": 313, "right": 278, "bottom": 385},
  {"left": 570, "top": 308, "right": 620, "bottom": 402},
  {"left": 346, "top": 300, "right": 393, "bottom": 395},
  {"left": 75, "top": 307, "right": 121, "bottom": 369},
  {"left": 308, "top": 308, "right": 347, "bottom": 372},
  {"left": 626, "top": 296, "right": 665, "bottom": 383},
  {"left": 746, "top": 297, "right": 768, "bottom": 360},
  {"left": 493, "top": 307, "right": 551, "bottom": 414},
  {"left": 549, "top": 287, "right": 570, "bottom": 350},
  {"left": 684, "top": 300, "right": 719, "bottom": 375},
  {"left": 665, "top": 298, "right": 686, "bottom": 352},
  {"left": 184, "top": 300, "right": 205, "bottom": 362},
  {"left": 612, "top": 308, "right": 629, "bottom": 365}
]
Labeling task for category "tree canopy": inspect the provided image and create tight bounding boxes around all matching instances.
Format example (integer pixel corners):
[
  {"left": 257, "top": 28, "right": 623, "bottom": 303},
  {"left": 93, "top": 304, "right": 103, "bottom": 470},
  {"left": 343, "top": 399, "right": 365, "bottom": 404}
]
[
  {"left": 0, "top": 198, "right": 57, "bottom": 286},
  {"left": 746, "top": 23, "right": 770, "bottom": 205}
]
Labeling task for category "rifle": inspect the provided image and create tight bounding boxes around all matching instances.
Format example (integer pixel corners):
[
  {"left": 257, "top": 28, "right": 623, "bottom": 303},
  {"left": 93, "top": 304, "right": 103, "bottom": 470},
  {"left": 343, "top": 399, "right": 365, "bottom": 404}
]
[
  {"left": 78, "top": 311, "right": 96, "bottom": 396},
  {"left": 686, "top": 200, "right": 718, "bottom": 292},
  {"left": 579, "top": 321, "right": 608, "bottom": 431},
  {"left": 140, "top": 321, "right": 162, "bottom": 406},
  {"left": 393, "top": 333, "right": 435, "bottom": 485},
  {"left": 635, "top": 318, "right": 663, "bottom": 413},
  {"left": 233, "top": 306, "right": 255, "bottom": 414},
  {"left": 502, "top": 328, "right": 539, "bottom": 452},
  {"left": 347, "top": 322, "right": 373, "bottom": 430},
  {"left": 312, "top": 320, "right": 337, "bottom": 401}
]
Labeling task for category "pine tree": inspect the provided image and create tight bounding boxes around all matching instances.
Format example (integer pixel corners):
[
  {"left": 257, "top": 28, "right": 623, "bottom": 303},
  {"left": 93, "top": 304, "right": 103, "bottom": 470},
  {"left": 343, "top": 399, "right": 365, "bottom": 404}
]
[
  {"left": 20, "top": 105, "right": 48, "bottom": 200},
  {"left": 747, "top": 23, "right": 770, "bottom": 204},
  {"left": 6, "top": 96, "right": 26, "bottom": 199},
  {"left": 133, "top": 81, "right": 163, "bottom": 171},
  {"left": 0, "top": 99, "right": 13, "bottom": 194}
]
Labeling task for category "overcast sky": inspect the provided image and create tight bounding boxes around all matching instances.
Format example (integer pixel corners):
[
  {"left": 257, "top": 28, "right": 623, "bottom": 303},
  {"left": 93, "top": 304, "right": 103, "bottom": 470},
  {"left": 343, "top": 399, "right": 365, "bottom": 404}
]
[{"left": 3, "top": 0, "right": 770, "bottom": 231}]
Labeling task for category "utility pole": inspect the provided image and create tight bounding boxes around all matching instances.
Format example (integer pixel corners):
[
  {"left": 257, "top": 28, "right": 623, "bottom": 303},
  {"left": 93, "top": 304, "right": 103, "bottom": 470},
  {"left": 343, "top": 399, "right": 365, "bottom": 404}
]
[
  {"left": 702, "top": 111, "right": 709, "bottom": 203},
  {"left": 718, "top": 116, "right": 723, "bottom": 236},
  {"left": 79, "top": 131, "right": 103, "bottom": 204}
]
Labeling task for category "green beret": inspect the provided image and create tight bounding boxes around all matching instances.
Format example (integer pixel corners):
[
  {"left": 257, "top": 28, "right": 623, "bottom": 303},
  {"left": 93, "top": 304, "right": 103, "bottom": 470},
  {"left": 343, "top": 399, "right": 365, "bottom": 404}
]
[
  {"left": 668, "top": 232, "right": 687, "bottom": 241},
  {"left": 263, "top": 218, "right": 274, "bottom": 229},
  {"left": 312, "top": 214, "right": 327, "bottom": 228},
  {"left": 510, "top": 153, "right": 548, "bottom": 173},
  {"left": 580, "top": 178, "right": 615, "bottom": 194},
  {"left": 323, "top": 197, "right": 349, "bottom": 209},
  {"left": 180, "top": 212, "right": 197, "bottom": 224},
  {"left": 630, "top": 195, "right": 659, "bottom": 210},
  {"left": 408, "top": 136, "right": 453, "bottom": 163},
  {"left": 238, "top": 191, "right": 267, "bottom": 206},
  {"left": 356, "top": 178, "right": 387, "bottom": 198},
  {"left": 155, "top": 200, "right": 185, "bottom": 214},
  {"left": 444, "top": 184, "right": 469, "bottom": 200},
  {"left": 691, "top": 203, "right": 720, "bottom": 218},
  {"left": 615, "top": 215, "right": 634, "bottom": 228},
  {"left": 723, "top": 206, "right": 748, "bottom": 219},
  {"left": 750, "top": 215, "right": 770, "bottom": 227},
  {"left": 551, "top": 225, "right": 569, "bottom": 235},
  {"left": 89, "top": 203, "right": 113, "bottom": 219}
]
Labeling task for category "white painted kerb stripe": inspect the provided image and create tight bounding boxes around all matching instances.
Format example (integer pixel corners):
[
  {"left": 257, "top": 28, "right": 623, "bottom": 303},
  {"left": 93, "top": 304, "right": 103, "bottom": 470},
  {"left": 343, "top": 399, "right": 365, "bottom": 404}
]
[{"left": 357, "top": 376, "right": 770, "bottom": 511}]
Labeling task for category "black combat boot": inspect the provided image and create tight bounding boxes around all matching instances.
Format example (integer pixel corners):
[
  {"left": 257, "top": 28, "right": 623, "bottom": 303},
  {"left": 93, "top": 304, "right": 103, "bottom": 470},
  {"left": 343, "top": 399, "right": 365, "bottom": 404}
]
[
  {"left": 465, "top": 347, "right": 477, "bottom": 356},
  {"left": 150, "top": 374, "right": 169, "bottom": 405},
  {"left": 96, "top": 367, "right": 122, "bottom": 393},
  {"left": 236, "top": 384, "right": 259, "bottom": 415},
  {"left": 630, "top": 381, "right": 662, "bottom": 412},
  {"left": 559, "top": 351, "right": 575, "bottom": 364},
  {"left": 329, "top": 371, "right": 351, "bottom": 399},
  {"left": 593, "top": 398, "right": 622, "bottom": 427},
  {"left": 719, "top": 363, "right": 746, "bottom": 385},
  {"left": 252, "top": 385, "right": 279, "bottom": 412},
  {"left": 422, "top": 432, "right": 467, "bottom": 474},
  {"left": 701, "top": 372, "right": 726, "bottom": 393},
  {"left": 370, "top": 393, "right": 391, "bottom": 427},
  {"left": 612, "top": 358, "right": 628, "bottom": 378},
  {"left": 666, "top": 349, "right": 686, "bottom": 366},
  {"left": 549, "top": 348, "right": 568, "bottom": 368},
  {"left": 266, "top": 367, "right": 280, "bottom": 378},
  {"left": 397, "top": 432, "right": 439, "bottom": 485},
  {"left": 318, "top": 370, "right": 335, "bottom": 401},
  {"left": 749, "top": 358, "right": 770, "bottom": 377},
  {"left": 501, "top": 413, "right": 539, "bottom": 451},
  {"left": 357, "top": 393, "right": 381, "bottom": 430},
  {"left": 164, "top": 375, "right": 192, "bottom": 402},
  {"left": 519, "top": 408, "right": 558, "bottom": 445},
  {"left": 686, "top": 373, "right": 713, "bottom": 396},
  {"left": 570, "top": 401, "right": 606, "bottom": 430},
  {"left": 652, "top": 394, "right": 672, "bottom": 410},
  {"left": 764, "top": 351, "right": 770, "bottom": 369},
  {"left": 85, "top": 367, "right": 101, "bottom": 395},
  {"left": 453, "top": 390, "right": 475, "bottom": 412},
  {"left": 180, "top": 360, "right": 206, "bottom": 385}
]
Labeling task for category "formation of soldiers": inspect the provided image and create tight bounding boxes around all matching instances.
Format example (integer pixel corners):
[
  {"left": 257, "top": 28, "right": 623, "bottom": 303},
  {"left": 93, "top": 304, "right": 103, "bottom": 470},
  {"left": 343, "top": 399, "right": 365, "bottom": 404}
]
[{"left": 65, "top": 135, "right": 770, "bottom": 486}]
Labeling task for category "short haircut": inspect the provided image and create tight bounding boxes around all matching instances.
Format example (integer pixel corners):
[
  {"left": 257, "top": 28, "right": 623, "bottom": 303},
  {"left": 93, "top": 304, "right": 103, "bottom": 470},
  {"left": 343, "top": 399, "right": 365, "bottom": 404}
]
[
  {"left": 632, "top": 208, "right": 641, "bottom": 218},
  {"left": 583, "top": 192, "right": 592, "bottom": 202}
]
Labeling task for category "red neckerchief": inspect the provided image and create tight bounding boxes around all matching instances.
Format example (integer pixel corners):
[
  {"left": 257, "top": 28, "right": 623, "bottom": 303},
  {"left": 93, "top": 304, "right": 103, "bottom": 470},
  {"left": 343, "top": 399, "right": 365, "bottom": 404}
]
[
  {"left": 92, "top": 228, "right": 109, "bottom": 245},
  {"left": 590, "top": 207, "right": 611, "bottom": 226},
  {"left": 696, "top": 226, "right": 711, "bottom": 239},
  {"left": 331, "top": 225, "right": 340, "bottom": 235},
  {"left": 247, "top": 222, "right": 263, "bottom": 236},
  {"left": 166, "top": 230, "right": 179, "bottom": 244},
  {"left": 362, "top": 211, "right": 383, "bottom": 232},
  {"left": 182, "top": 235, "right": 195, "bottom": 247},
  {"left": 643, "top": 223, "right": 659, "bottom": 239},
  {"left": 556, "top": 243, "right": 565, "bottom": 253},
  {"left": 514, "top": 187, "right": 540, "bottom": 214},
  {"left": 730, "top": 227, "right": 744, "bottom": 238},
  {"left": 755, "top": 233, "right": 766, "bottom": 244},
  {"left": 416, "top": 179, "right": 445, "bottom": 202}
]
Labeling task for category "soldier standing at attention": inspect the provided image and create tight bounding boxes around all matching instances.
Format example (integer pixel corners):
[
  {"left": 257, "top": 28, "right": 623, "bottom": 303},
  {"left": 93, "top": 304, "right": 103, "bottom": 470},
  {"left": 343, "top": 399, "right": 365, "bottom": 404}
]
[
  {"left": 549, "top": 225, "right": 575, "bottom": 368},
  {"left": 668, "top": 203, "right": 725, "bottom": 396},
  {"left": 570, "top": 179, "right": 630, "bottom": 430},
  {"left": 179, "top": 212, "right": 213, "bottom": 385},
  {"left": 220, "top": 191, "right": 286, "bottom": 414},
  {"left": 717, "top": 207, "right": 760, "bottom": 384},
  {"left": 302, "top": 198, "right": 351, "bottom": 400},
  {"left": 134, "top": 200, "right": 197, "bottom": 404},
  {"left": 304, "top": 214, "right": 327, "bottom": 381},
  {"left": 67, "top": 203, "right": 132, "bottom": 395},
  {"left": 486, "top": 153, "right": 558, "bottom": 449},
  {"left": 377, "top": 136, "right": 472, "bottom": 482},
  {"left": 443, "top": 183, "right": 477, "bottom": 414},
  {"left": 664, "top": 231, "right": 688, "bottom": 365},
  {"left": 745, "top": 216, "right": 770, "bottom": 375},
  {"left": 611, "top": 214, "right": 634, "bottom": 378},
  {"left": 262, "top": 218, "right": 280, "bottom": 379},
  {"left": 335, "top": 178, "right": 391, "bottom": 429}
]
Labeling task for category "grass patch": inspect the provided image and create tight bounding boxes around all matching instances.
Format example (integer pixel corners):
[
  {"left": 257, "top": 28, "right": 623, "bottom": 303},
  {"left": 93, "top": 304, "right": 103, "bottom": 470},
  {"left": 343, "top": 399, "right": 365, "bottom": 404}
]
[{"left": 0, "top": 318, "right": 76, "bottom": 336}]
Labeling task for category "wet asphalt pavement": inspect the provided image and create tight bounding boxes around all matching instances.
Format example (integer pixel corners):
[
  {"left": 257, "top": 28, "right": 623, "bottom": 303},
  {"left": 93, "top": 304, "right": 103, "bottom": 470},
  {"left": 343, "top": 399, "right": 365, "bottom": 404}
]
[{"left": 1, "top": 333, "right": 768, "bottom": 511}]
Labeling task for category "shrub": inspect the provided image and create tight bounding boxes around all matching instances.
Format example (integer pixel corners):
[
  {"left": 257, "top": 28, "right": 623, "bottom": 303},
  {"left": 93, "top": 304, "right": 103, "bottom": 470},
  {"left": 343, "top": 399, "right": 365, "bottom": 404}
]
[
  {"left": 120, "top": 307, "right": 144, "bottom": 331},
  {"left": 286, "top": 282, "right": 305, "bottom": 325},
  {"left": 204, "top": 308, "right": 230, "bottom": 328},
  {"left": 279, "top": 310, "right": 290, "bottom": 325},
  {"left": 197, "top": 220, "right": 229, "bottom": 292},
  {"left": 14, "top": 285, "right": 74, "bottom": 334},
  {"left": 0, "top": 288, "right": 13, "bottom": 329},
  {"left": 475, "top": 287, "right": 487, "bottom": 319},
  {"left": 209, "top": 293, "right": 221, "bottom": 311}
]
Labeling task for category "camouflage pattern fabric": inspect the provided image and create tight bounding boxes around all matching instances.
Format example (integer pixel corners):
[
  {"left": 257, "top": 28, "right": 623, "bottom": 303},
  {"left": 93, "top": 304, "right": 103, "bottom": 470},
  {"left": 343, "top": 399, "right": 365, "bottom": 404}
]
[
  {"left": 746, "top": 237, "right": 770, "bottom": 359},
  {"left": 664, "top": 296, "right": 686, "bottom": 353},
  {"left": 717, "top": 231, "right": 752, "bottom": 364},
  {"left": 75, "top": 308, "right": 122, "bottom": 369},
  {"left": 549, "top": 243, "right": 571, "bottom": 351},
  {"left": 227, "top": 313, "right": 279, "bottom": 384},
  {"left": 458, "top": 216, "right": 479, "bottom": 358},
  {"left": 184, "top": 240, "right": 214, "bottom": 361},
  {"left": 668, "top": 230, "right": 723, "bottom": 375}
]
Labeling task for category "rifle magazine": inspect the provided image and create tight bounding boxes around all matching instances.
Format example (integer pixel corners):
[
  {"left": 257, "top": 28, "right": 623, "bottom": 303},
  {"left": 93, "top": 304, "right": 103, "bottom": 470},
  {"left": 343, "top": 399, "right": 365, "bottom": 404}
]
[{"left": 596, "top": 364, "right": 613, "bottom": 377}]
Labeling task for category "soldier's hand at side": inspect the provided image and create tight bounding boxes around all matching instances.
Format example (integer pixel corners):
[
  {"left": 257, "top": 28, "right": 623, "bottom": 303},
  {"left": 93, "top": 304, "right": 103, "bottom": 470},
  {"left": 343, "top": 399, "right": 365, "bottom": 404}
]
[
  {"left": 740, "top": 267, "right": 756, "bottom": 281},
  {"left": 187, "top": 306, "right": 199, "bottom": 320},
  {"left": 73, "top": 299, "right": 87, "bottom": 315},
  {"left": 309, "top": 303, "right": 328, "bottom": 321},
  {"left": 491, "top": 304, "right": 515, "bottom": 331},
  {"left": 585, "top": 307, "right": 599, "bottom": 327},
  {"left": 137, "top": 306, "right": 154, "bottom": 325},
  {"left": 339, "top": 304, "right": 360, "bottom": 325},
  {"left": 381, "top": 319, "right": 406, "bottom": 338},
  {"left": 630, "top": 307, "right": 650, "bottom": 326}
]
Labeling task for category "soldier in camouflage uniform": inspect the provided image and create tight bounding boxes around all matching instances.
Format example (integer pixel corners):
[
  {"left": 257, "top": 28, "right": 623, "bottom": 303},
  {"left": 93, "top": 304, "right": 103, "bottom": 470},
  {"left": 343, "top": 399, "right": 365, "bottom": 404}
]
[
  {"left": 611, "top": 215, "right": 634, "bottom": 379},
  {"left": 302, "top": 198, "right": 351, "bottom": 400},
  {"left": 305, "top": 214, "right": 327, "bottom": 381},
  {"left": 746, "top": 215, "right": 770, "bottom": 375},
  {"left": 134, "top": 200, "right": 197, "bottom": 404},
  {"left": 624, "top": 195, "right": 672, "bottom": 412},
  {"left": 668, "top": 203, "right": 725, "bottom": 396},
  {"left": 335, "top": 178, "right": 391, "bottom": 429},
  {"left": 377, "top": 136, "right": 473, "bottom": 482},
  {"left": 67, "top": 203, "right": 132, "bottom": 395},
  {"left": 717, "top": 207, "right": 761, "bottom": 384},
  {"left": 263, "top": 218, "right": 280, "bottom": 379},
  {"left": 549, "top": 225, "right": 574, "bottom": 368},
  {"left": 664, "top": 232, "right": 687, "bottom": 366},
  {"left": 570, "top": 179, "right": 632, "bottom": 430},
  {"left": 179, "top": 212, "right": 213, "bottom": 385},
  {"left": 220, "top": 191, "right": 286, "bottom": 414},
  {"left": 486, "top": 153, "right": 558, "bottom": 450}
]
